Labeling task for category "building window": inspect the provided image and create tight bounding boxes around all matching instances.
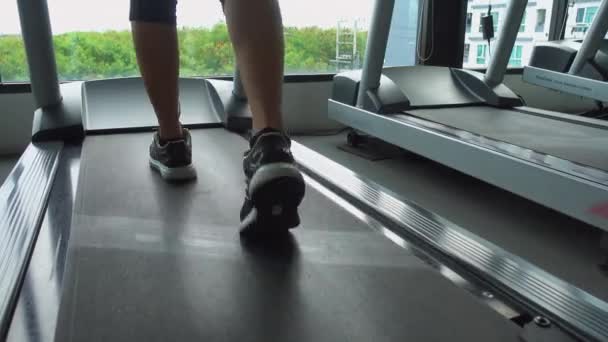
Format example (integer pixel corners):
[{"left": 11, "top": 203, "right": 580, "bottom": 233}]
[
  {"left": 464, "top": 43, "right": 470, "bottom": 63},
  {"left": 509, "top": 45, "right": 523, "bottom": 67},
  {"left": 584, "top": 7, "right": 598, "bottom": 24},
  {"left": 476, "top": 44, "right": 487, "bottom": 65},
  {"left": 519, "top": 11, "right": 526, "bottom": 33},
  {"left": 576, "top": 8, "right": 586, "bottom": 23},
  {"left": 466, "top": 13, "right": 472, "bottom": 33},
  {"left": 535, "top": 9, "right": 546, "bottom": 33},
  {"left": 575, "top": 6, "right": 599, "bottom": 25},
  {"left": 570, "top": 6, "right": 599, "bottom": 38}
]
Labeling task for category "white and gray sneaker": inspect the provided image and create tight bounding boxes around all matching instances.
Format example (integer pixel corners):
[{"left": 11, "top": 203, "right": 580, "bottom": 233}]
[{"left": 149, "top": 128, "right": 197, "bottom": 181}]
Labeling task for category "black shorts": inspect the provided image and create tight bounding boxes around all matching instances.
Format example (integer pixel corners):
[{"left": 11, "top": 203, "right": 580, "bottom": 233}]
[{"left": 129, "top": 0, "right": 225, "bottom": 25}]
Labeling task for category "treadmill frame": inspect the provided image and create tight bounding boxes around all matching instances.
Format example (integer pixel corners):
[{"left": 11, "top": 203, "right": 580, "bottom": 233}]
[
  {"left": 330, "top": 100, "right": 608, "bottom": 232},
  {"left": 330, "top": 0, "right": 608, "bottom": 232}
]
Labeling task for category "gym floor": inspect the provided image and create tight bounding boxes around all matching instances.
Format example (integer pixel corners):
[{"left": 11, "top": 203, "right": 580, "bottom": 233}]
[{"left": 295, "top": 133, "right": 608, "bottom": 302}]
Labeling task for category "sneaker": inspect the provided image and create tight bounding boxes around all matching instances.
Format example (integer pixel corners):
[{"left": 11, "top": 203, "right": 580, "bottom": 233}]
[
  {"left": 149, "top": 128, "right": 197, "bottom": 181},
  {"left": 240, "top": 128, "right": 306, "bottom": 235}
]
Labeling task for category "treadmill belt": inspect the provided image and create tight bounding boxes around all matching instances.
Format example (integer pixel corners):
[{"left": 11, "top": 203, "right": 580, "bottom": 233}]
[
  {"left": 406, "top": 106, "right": 608, "bottom": 172},
  {"left": 54, "top": 129, "right": 519, "bottom": 341}
]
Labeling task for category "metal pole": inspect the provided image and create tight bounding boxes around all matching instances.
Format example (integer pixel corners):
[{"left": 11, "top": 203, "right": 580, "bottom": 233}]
[
  {"left": 485, "top": 0, "right": 528, "bottom": 87},
  {"left": 16, "top": 0, "right": 62, "bottom": 108},
  {"left": 548, "top": 0, "right": 568, "bottom": 41},
  {"left": 232, "top": 66, "right": 246, "bottom": 100},
  {"left": 356, "top": 0, "right": 395, "bottom": 107},
  {"left": 569, "top": 0, "right": 608, "bottom": 75}
]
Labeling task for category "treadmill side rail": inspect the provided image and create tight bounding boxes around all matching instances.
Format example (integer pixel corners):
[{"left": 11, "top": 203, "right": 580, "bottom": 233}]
[
  {"left": 329, "top": 99, "right": 608, "bottom": 233},
  {"left": 292, "top": 138, "right": 608, "bottom": 342},
  {"left": 0, "top": 143, "right": 62, "bottom": 338}
]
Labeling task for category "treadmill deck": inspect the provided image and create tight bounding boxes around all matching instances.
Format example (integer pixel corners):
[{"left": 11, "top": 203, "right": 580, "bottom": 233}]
[
  {"left": 53, "top": 129, "right": 521, "bottom": 342},
  {"left": 406, "top": 106, "right": 608, "bottom": 172}
]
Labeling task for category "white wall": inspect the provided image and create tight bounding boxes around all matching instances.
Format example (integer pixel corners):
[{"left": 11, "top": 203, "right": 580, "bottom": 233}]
[
  {"left": 0, "top": 82, "right": 339, "bottom": 156},
  {"left": 0, "top": 93, "right": 35, "bottom": 155}
]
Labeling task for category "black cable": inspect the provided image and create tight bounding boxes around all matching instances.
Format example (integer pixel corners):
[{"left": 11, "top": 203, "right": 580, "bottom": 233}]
[
  {"left": 486, "top": 2, "right": 493, "bottom": 59},
  {"left": 488, "top": 39, "right": 492, "bottom": 58}
]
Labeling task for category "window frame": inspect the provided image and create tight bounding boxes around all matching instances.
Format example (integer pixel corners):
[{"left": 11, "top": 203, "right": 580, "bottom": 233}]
[
  {"left": 466, "top": 13, "right": 473, "bottom": 33},
  {"left": 464, "top": 43, "right": 470, "bottom": 63},
  {"left": 519, "top": 11, "right": 526, "bottom": 33}
]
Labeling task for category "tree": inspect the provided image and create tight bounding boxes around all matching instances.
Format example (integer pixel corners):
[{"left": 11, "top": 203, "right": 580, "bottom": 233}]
[{"left": 1, "top": 24, "right": 368, "bottom": 82}]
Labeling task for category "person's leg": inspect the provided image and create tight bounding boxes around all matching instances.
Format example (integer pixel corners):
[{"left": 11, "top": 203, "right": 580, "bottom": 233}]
[
  {"left": 132, "top": 22, "right": 182, "bottom": 140},
  {"left": 223, "top": 0, "right": 283, "bottom": 130},
  {"left": 130, "top": 0, "right": 181, "bottom": 140},
  {"left": 222, "top": 0, "right": 305, "bottom": 234},
  {"left": 130, "top": 0, "right": 196, "bottom": 181}
]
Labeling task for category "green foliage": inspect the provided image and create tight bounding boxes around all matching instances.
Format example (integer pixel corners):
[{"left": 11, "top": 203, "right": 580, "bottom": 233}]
[
  {"left": 0, "top": 23, "right": 368, "bottom": 82},
  {"left": 0, "top": 35, "right": 29, "bottom": 81}
]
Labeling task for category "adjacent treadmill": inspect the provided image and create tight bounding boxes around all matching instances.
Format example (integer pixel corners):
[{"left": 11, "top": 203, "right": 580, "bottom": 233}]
[
  {"left": 2, "top": 0, "right": 608, "bottom": 341},
  {"left": 329, "top": 0, "right": 608, "bottom": 234}
]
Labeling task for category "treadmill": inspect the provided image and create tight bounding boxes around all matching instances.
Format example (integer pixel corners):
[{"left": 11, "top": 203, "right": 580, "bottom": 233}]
[
  {"left": 329, "top": 0, "right": 608, "bottom": 235},
  {"left": 2, "top": 0, "right": 608, "bottom": 341}
]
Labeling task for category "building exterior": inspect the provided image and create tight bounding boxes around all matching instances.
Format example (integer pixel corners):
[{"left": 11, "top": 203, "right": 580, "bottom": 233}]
[
  {"left": 563, "top": 0, "right": 605, "bottom": 40},
  {"left": 464, "top": 0, "right": 604, "bottom": 69},
  {"left": 336, "top": 0, "right": 604, "bottom": 71},
  {"left": 463, "top": 0, "right": 555, "bottom": 68}
]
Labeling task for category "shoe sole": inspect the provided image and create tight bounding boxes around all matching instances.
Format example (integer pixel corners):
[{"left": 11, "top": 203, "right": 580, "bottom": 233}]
[
  {"left": 240, "top": 163, "right": 305, "bottom": 234},
  {"left": 149, "top": 158, "right": 197, "bottom": 181}
]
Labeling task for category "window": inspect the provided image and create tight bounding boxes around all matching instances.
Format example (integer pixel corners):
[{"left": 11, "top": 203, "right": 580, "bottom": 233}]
[
  {"left": 44, "top": 0, "right": 378, "bottom": 80},
  {"left": 584, "top": 7, "right": 598, "bottom": 24},
  {"left": 466, "top": 13, "right": 472, "bottom": 33},
  {"left": 385, "top": 0, "right": 419, "bottom": 67},
  {"left": 576, "top": 8, "right": 586, "bottom": 23},
  {"left": 476, "top": 44, "right": 487, "bottom": 65},
  {"left": 509, "top": 45, "right": 523, "bottom": 67},
  {"left": 464, "top": 1, "right": 554, "bottom": 68},
  {"left": 536, "top": 9, "right": 546, "bottom": 33},
  {"left": 567, "top": 6, "right": 600, "bottom": 39},
  {"left": 464, "top": 43, "right": 470, "bottom": 63},
  {"left": 0, "top": 2, "right": 29, "bottom": 82}
]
